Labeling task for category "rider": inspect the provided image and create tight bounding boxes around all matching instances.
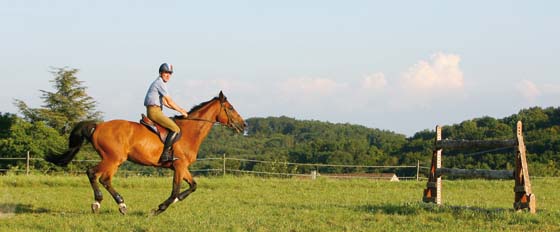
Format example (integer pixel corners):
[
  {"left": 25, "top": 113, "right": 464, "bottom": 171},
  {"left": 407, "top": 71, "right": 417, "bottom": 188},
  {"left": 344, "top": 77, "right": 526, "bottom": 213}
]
[{"left": 144, "top": 63, "right": 189, "bottom": 163}]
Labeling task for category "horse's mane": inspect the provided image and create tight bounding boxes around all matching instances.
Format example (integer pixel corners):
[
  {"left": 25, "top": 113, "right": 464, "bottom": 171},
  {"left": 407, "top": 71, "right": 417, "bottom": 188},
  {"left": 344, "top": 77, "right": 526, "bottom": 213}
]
[
  {"left": 188, "top": 97, "right": 219, "bottom": 114},
  {"left": 173, "top": 95, "right": 222, "bottom": 120}
]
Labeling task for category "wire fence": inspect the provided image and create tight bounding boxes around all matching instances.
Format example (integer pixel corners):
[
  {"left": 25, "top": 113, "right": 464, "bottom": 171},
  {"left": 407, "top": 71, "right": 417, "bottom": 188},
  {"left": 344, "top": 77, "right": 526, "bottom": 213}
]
[
  {"left": 3, "top": 154, "right": 559, "bottom": 180},
  {"left": 0, "top": 153, "right": 424, "bottom": 181}
]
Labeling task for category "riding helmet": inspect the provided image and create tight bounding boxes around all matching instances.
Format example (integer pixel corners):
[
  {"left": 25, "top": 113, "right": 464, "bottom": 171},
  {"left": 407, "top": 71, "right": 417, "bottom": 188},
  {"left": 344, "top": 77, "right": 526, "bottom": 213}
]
[{"left": 159, "top": 63, "right": 173, "bottom": 74}]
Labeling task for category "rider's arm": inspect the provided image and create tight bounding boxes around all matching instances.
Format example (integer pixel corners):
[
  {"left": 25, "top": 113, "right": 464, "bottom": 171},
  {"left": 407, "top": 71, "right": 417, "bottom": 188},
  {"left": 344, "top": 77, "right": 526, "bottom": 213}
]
[{"left": 162, "top": 95, "right": 189, "bottom": 117}]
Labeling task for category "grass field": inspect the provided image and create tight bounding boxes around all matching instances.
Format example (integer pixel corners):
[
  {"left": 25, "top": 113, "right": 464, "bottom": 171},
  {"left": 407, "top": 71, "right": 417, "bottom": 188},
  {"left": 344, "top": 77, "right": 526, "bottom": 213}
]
[{"left": 1, "top": 175, "right": 559, "bottom": 231}]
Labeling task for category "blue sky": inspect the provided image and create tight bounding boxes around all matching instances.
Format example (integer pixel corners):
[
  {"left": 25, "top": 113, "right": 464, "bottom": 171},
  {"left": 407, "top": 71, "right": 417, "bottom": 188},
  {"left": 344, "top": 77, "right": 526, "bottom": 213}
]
[{"left": 1, "top": 1, "right": 559, "bottom": 136}]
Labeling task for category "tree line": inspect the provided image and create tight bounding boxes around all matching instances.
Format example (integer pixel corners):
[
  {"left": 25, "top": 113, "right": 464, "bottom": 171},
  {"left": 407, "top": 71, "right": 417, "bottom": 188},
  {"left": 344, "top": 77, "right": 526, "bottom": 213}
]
[
  {"left": 197, "top": 108, "right": 560, "bottom": 177},
  {"left": 1, "top": 69, "right": 559, "bottom": 176}
]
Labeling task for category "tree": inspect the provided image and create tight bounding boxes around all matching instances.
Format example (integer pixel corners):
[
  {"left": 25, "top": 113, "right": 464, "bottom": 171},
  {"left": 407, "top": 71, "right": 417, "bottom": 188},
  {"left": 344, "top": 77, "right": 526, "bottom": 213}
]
[
  {"left": 14, "top": 67, "right": 102, "bottom": 134},
  {"left": 0, "top": 116, "right": 66, "bottom": 171},
  {"left": 0, "top": 112, "right": 17, "bottom": 138}
]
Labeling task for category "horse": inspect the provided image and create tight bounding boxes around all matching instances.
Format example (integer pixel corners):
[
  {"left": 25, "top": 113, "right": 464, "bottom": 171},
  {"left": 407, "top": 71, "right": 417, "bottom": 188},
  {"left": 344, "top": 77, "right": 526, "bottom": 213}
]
[{"left": 46, "top": 91, "right": 246, "bottom": 215}]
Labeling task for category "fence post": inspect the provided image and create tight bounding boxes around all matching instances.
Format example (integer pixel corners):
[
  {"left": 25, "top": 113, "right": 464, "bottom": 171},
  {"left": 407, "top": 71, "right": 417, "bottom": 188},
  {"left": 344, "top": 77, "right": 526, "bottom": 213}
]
[
  {"left": 416, "top": 160, "right": 420, "bottom": 181},
  {"left": 26, "top": 151, "right": 30, "bottom": 176},
  {"left": 311, "top": 170, "right": 317, "bottom": 180},
  {"left": 222, "top": 153, "right": 226, "bottom": 176},
  {"left": 423, "top": 125, "right": 442, "bottom": 204}
]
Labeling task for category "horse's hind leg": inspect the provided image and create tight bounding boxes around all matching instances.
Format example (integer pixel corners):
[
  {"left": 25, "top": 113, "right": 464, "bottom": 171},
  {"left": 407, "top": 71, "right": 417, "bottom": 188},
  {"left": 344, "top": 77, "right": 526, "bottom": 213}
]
[
  {"left": 87, "top": 167, "right": 103, "bottom": 213},
  {"left": 98, "top": 161, "right": 127, "bottom": 215}
]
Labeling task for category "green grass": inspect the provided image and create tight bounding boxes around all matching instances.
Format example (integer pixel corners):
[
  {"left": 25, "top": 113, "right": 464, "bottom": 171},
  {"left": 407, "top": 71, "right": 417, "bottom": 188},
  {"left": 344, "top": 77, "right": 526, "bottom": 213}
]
[{"left": 1, "top": 175, "right": 559, "bottom": 231}]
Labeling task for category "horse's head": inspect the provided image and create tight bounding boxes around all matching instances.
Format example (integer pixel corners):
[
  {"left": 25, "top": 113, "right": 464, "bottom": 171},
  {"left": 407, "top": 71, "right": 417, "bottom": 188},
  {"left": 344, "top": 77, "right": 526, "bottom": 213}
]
[{"left": 215, "top": 91, "right": 246, "bottom": 133}]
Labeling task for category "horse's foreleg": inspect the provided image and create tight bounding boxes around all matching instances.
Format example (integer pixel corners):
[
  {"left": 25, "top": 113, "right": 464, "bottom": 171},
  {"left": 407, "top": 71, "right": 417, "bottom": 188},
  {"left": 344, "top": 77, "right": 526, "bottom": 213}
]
[
  {"left": 153, "top": 169, "right": 183, "bottom": 216},
  {"left": 87, "top": 167, "right": 103, "bottom": 213},
  {"left": 178, "top": 170, "right": 197, "bottom": 201},
  {"left": 98, "top": 165, "right": 127, "bottom": 215}
]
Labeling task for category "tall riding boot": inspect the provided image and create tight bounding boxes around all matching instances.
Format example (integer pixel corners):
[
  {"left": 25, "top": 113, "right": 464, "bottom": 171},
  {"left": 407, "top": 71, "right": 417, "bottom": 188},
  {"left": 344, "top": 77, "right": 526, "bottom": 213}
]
[{"left": 159, "top": 132, "right": 179, "bottom": 163}]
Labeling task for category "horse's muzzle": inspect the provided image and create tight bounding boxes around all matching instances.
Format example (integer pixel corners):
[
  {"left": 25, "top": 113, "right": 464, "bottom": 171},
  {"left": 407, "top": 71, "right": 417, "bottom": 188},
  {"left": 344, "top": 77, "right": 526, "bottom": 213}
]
[{"left": 229, "top": 121, "right": 246, "bottom": 134}]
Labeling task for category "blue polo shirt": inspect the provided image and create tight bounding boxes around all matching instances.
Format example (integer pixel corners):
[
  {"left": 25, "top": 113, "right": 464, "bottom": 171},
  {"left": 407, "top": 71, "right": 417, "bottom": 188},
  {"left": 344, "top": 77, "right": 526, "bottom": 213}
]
[{"left": 144, "top": 77, "right": 169, "bottom": 107}]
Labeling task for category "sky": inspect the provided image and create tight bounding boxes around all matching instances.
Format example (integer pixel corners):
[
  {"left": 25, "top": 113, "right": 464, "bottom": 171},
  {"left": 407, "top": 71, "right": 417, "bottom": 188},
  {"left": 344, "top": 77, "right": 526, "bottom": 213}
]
[{"left": 1, "top": 1, "right": 559, "bottom": 136}]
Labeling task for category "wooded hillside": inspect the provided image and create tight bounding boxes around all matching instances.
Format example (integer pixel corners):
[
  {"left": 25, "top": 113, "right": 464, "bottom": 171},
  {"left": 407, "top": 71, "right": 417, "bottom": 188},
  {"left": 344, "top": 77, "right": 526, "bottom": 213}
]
[
  {"left": 1, "top": 106, "right": 559, "bottom": 176},
  {"left": 199, "top": 106, "right": 560, "bottom": 176}
]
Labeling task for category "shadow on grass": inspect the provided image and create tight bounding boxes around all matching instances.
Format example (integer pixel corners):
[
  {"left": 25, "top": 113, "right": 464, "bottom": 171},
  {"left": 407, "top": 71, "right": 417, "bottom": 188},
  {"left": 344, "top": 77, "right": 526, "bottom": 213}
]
[
  {"left": 444, "top": 205, "right": 510, "bottom": 214},
  {"left": 358, "top": 203, "right": 422, "bottom": 215},
  {"left": 129, "top": 211, "right": 150, "bottom": 217},
  {"left": 0, "top": 203, "right": 51, "bottom": 214},
  {"left": 256, "top": 200, "right": 514, "bottom": 217},
  {"left": 357, "top": 202, "right": 514, "bottom": 216}
]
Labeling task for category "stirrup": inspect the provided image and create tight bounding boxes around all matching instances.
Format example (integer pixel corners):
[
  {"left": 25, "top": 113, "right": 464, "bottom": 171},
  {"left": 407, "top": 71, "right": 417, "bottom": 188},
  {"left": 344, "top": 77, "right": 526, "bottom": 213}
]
[{"left": 159, "top": 153, "right": 179, "bottom": 163}]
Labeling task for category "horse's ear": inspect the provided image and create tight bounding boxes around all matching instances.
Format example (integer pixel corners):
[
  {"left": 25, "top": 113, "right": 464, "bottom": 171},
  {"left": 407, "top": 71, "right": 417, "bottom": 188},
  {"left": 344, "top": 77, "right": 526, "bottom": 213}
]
[{"left": 218, "top": 91, "right": 226, "bottom": 102}]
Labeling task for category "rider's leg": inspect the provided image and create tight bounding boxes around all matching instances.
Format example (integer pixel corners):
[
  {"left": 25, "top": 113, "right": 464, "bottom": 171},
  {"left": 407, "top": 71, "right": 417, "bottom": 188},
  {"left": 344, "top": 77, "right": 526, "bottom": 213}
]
[
  {"left": 146, "top": 106, "right": 181, "bottom": 162},
  {"left": 159, "top": 131, "right": 179, "bottom": 162}
]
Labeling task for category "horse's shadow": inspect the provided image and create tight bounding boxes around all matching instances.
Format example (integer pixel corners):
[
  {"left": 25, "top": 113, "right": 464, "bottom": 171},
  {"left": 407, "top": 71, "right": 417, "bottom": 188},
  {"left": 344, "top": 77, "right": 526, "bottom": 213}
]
[
  {"left": 0, "top": 203, "right": 158, "bottom": 216},
  {"left": 0, "top": 203, "right": 51, "bottom": 215}
]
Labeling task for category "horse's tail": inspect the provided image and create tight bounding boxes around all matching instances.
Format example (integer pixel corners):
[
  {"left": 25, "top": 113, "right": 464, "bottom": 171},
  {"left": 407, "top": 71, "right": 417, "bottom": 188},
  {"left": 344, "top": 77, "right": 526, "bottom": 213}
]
[{"left": 46, "top": 120, "right": 98, "bottom": 167}]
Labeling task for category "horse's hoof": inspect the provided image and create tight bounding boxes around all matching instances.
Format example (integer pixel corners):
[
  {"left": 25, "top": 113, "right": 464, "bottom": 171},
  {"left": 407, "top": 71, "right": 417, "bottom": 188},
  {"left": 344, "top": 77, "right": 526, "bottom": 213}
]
[
  {"left": 118, "top": 203, "right": 127, "bottom": 215},
  {"left": 91, "top": 202, "right": 101, "bottom": 213},
  {"left": 152, "top": 208, "right": 166, "bottom": 216},
  {"left": 152, "top": 209, "right": 161, "bottom": 216}
]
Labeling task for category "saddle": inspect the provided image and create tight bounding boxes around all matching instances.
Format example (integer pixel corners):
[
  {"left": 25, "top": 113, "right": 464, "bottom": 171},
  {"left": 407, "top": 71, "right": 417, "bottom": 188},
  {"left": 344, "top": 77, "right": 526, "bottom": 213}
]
[{"left": 140, "top": 114, "right": 182, "bottom": 143}]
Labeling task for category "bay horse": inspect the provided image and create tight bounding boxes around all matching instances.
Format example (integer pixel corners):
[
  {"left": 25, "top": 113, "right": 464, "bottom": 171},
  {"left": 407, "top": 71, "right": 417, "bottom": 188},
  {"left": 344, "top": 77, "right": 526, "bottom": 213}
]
[{"left": 46, "top": 91, "right": 245, "bottom": 215}]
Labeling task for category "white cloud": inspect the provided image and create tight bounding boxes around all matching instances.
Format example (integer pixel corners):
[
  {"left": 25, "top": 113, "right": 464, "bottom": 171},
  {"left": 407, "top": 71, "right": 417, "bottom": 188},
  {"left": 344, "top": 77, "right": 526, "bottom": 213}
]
[
  {"left": 362, "top": 73, "right": 387, "bottom": 90},
  {"left": 370, "top": 52, "right": 467, "bottom": 112},
  {"left": 171, "top": 52, "right": 467, "bottom": 115},
  {"left": 400, "top": 52, "right": 464, "bottom": 92},
  {"left": 517, "top": 80, "right": 541, "bottom": 101},
  {"left": 158, "top": 52, "right": 469, "bottom": 134}
]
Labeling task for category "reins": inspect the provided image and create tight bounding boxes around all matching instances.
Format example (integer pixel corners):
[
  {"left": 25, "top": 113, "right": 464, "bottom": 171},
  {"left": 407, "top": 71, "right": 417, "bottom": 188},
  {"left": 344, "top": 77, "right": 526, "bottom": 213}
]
[
  {"left": 182, "top": 117, "right": 215, "bottom": 123},
  {"left": 176, "top": 101, "right": 232, "bottom": 124}
]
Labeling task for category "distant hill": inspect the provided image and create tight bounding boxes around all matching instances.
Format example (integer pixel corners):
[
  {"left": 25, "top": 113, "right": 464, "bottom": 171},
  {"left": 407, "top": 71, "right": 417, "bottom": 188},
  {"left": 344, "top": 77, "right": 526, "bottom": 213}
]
[
  {"left": 199, "top": 116, "right": 407, "bottom": 174},
  {"left": 199, "top": 107, "right": 560, "bottom": 176}
]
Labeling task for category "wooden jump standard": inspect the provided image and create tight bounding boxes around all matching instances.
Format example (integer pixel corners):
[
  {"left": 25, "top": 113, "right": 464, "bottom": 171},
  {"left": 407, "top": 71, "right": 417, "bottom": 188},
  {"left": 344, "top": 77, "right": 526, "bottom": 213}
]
[{"left": 422, "top": 121, "right": 536, "bottom": 213}]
